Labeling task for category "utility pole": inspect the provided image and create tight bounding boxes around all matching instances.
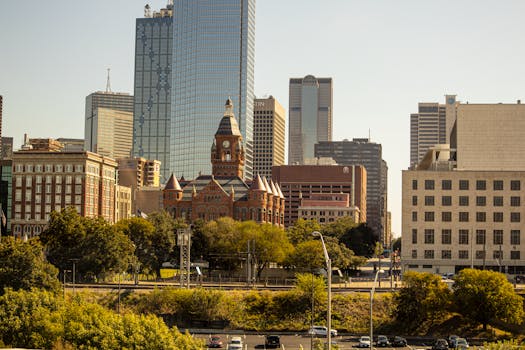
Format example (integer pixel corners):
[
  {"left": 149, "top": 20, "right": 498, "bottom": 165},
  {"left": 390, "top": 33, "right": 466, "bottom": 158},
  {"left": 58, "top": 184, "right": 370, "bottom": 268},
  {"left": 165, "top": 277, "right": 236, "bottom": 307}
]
[{"left": 177, "top": 227, "right": 192, "bottom": 288}]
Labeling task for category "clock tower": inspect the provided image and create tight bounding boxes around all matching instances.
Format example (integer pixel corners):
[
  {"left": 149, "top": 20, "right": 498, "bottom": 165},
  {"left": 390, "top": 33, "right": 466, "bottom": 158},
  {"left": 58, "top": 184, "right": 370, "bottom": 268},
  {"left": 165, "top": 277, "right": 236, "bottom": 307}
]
[{"left": 211, "top": 98, "right": 245, "bottom": 178}]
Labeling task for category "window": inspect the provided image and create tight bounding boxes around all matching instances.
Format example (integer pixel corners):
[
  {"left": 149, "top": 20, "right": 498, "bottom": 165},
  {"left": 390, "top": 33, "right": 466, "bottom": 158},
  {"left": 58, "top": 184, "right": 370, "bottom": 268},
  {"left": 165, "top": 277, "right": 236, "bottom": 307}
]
[
  {"left": 459, "top": 250, "right": 469, "bottom": 259},
  {"left": 459, "top": 212, "right": 469, "bottom": 222},
  {"left": 511, "top": 197, "right": 520, "bottom": 206},
  {"left": 459, "top": 229, "right": 469, "bottom": 244},
  {"left": 424, "top": 250, "right": 434, "bottom": 259},
  {"left": 493, "top": 230, "right": 503, "bottom": 245},
  {"left": 493, "top": 212, "right": 504, "bottom": 222},
  {"left": 459, "top": 196, "right": 469, "bottom": 206},
  {"left": 511, "top": 180, "right": 520, "bottom": 191},
  {"left": 442, "top": 196, "right": 452, "bottom": 206},
  {"left": 493, "top": 196, "right": 503, "bottom": 206},
  {"left": 511, "top": 212, "right": 521, "bottom": 222},
  {"left": 425, "top": 196, "right": 435, "bottom": 206},
  {"left": 424, "top": 229, "right": 435, "bottom": 244},
  {"left": 476, "top": 196, "right": 486, "bottom": 206},
  {"left": 476, "top": 230, "right": 486, "bottom": 244},
  {"left": 476, "top": 251, "right": 486, "bottom": 259},
  {"left": 459, "top": 180, "right": 469, "bottom": 190},
  {"left": 412, "top": 212, "right": 417, "bottom": 222},
  {"left": 493, "top": 250, "right": 503, "bottom": 260},
  {"left": 442, "top": 212, "right": 452, "bottom": 222},
  {"left": 511, "top": 251, "right": 520, "bottom": 260},
  {"left": 411, "top": 250, "right": 417, "bottom": 258},
  {"left": 425, "top": 180, "right": 434, "bottom": 190},
  {"left": 476, "top": 180, "right": 486, "bottom": 190},
  {"left": 442, "top": 250, "right": 451, "bottom": 259},
  {"left": 442, "top": 180, "right": 452, "bottom": 190},
  {"left": 511, "top": 230, "right": 520, "bottom": 245},
  {"left": 45, "top": 164, "right": 52, "bottom": 172},
  {"left": 476, "top": 212, "right": 486, "bottom": 222},
  {"left": 442, "top": 229, "right": 452, "bottom": 244},
  {"left": 412, "top": 196, "right": 417, "bottom": 205},
  {"left": 412, "top": 180, "right": 417, "bottom": 190},
  {"left": 425, "top": 212, "right": 435, "bottom": 222},
  {"left": 412, "top": 229, "right": 417, "bottom": 244},
  {"left": 493, "top": 180, "right": 504, "bottom": 190}
]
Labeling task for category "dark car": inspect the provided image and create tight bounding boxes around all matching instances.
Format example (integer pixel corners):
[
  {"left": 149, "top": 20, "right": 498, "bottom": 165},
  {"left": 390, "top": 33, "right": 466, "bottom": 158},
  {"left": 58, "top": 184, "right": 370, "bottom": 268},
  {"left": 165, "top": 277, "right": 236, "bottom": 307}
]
[
  {"left": 391, "top": 336, "right": 407, "bottom": 347},
  {"left": 448, "top": 335, "right": 459, "bottom": 348},
  {"left": 515, "top": 275, "right": 525, "bottom": 283},
  {"left": 377, "top": 335, "right": 390, "bottom": 347},
  {"left": 433, "top": 339, "right": 449, "bottom": 350},
  {"left": 208, "top": 336, "right": 223, "bottom": 348},
  {"left": 265, "top": 335, "right": 281, "bottom": 348}
]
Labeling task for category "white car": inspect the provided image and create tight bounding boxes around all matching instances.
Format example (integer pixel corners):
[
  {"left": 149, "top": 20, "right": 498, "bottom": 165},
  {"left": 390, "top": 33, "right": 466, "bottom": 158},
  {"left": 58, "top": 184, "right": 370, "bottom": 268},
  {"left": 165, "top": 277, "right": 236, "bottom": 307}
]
[
  {"left": 308, "top": 325, "right": 338, "bottom": 337},
  {"left": 358, "top": 336, "right": 371, "bottom": 348}
]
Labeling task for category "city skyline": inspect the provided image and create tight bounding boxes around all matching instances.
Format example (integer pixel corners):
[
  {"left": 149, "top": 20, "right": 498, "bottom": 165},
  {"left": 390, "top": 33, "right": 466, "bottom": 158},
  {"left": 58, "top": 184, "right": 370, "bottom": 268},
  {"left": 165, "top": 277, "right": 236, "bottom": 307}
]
[{"left": 2, "top": 0, "right": 525, "bottom": 236}]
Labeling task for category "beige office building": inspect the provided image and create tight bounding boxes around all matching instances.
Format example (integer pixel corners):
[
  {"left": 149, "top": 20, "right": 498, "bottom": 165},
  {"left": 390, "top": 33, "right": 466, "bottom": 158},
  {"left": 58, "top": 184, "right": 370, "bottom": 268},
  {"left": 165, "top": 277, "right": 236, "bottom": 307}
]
[
  {"left": 117, "top": 157, "right": 161, "bottom": 214},
  {"left": 11, "top": 150, "right": 119, "bottom": 238},
  {"left": 86, "top": 107, "right": 133, "bottom": 159},
  {"left": 253, "top": 96, "right": 285, "bottom": 179}
]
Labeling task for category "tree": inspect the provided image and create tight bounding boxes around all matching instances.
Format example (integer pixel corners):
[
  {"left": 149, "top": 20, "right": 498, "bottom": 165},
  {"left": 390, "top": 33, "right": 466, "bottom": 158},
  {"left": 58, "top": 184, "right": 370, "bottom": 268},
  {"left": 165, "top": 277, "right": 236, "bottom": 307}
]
[
  {"left": 148, "top": 211, "right": 184, "bottom": 275},
  {"left": 452, "top": 269, "right": 524, "bottom": 330},
  {"left": 0, "top": 237, "right": 60, "bottom": 294},
  {"left": 285, "top": 240, "right": 325, "bottom": 272},
  {"left": 391, "top": 237, "right": 401, "bottom": 252},
  {"left": 321, "top": 216, "right": 357, "bottom": 240},
  {"left": 286, "top": 218, "right": 321, "bottom": 245},
  {"left": 393, "top": 271, "right": 452, "bottom": 332},
  {"left": 339, "top": 223, "right": 376, "bottom": 256}
]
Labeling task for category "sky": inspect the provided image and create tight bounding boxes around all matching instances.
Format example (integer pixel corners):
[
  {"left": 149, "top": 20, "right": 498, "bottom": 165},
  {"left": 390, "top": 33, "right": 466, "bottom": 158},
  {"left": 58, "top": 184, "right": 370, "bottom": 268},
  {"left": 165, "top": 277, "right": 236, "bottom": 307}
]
[{"left": 1, "top": 0, "right": 525, "bottom": 237}]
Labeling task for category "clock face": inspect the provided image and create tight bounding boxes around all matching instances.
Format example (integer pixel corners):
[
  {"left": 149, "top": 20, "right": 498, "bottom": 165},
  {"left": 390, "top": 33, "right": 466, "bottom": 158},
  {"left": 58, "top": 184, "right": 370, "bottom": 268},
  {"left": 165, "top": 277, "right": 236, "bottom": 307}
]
[
  {"left": 447, "top": 97, "right": 455, "bottom": 105},
  {"left": 222, "top": 140, "right": 230, "bottom": 148}
]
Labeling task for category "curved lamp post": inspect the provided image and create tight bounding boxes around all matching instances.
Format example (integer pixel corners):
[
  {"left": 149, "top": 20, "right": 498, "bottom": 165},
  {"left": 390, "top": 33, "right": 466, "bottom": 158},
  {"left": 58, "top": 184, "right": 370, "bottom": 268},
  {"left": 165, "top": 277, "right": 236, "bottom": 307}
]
[
  {"left": 370, "top": 269, "right": 385, "bottom": 349},
  {"left": 312, "top": 231, "right": 332, "bottom": 350}
]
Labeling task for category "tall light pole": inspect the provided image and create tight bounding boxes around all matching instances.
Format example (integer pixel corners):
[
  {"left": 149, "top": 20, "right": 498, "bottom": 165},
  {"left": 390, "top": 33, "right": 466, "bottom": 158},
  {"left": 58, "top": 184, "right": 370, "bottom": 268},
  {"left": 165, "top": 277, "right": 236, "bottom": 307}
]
[
  {"left": 370, "top": 269, "right": 384, "bottom": 350},
  {"left": 312, "top": 231, "right": 332, "bottom": 350}
]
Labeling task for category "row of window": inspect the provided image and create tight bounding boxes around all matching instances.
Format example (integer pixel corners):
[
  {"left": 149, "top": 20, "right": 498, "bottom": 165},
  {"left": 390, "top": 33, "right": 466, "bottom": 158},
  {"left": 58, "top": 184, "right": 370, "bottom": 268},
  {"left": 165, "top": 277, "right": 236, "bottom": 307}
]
[
  {"left": 414, "top": 195, "right": 521, "bottom": 207},
  {"left": 413, "top": 179, "right": 521, "bottom": 191},
  {"left": 412, "top": 211, "right": 521, "bottom": 222},
  {"left": 412, "top": 249, "right": 521, "bottom": 260},
  {"left": 15, "top": 164, "right": 84, "bottom": 173},
  {"left": 412, "top": 228, "right": 521, "bottom": 245}
]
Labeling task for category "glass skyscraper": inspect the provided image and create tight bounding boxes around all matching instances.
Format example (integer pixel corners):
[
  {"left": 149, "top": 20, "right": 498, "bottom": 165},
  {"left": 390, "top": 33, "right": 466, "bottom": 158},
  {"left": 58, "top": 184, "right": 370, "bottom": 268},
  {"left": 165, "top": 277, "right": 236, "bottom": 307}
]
[
  {"left": 133, "top": 4, "right": 173, "bottom": 180},
  {"left": 170, "top": 0, "right": 255, "bottom": 180}
]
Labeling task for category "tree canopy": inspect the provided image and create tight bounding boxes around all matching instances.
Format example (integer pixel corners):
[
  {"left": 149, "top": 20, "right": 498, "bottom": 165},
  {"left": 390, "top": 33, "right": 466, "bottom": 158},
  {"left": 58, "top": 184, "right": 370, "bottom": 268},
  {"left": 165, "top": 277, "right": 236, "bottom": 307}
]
[
  {"left": 452, "top": 269, "right": 524, "bottom": 330},
  {"left": 0, "top": 237, "right": 60, "bottom": 294}
]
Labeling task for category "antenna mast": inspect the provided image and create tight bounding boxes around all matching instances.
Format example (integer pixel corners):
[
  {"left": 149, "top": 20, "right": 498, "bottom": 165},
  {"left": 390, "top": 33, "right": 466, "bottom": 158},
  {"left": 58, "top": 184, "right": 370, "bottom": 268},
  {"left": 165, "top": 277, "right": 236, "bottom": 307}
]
[{"left": 106, "top": 68, "right": 112, "bottom": 93}]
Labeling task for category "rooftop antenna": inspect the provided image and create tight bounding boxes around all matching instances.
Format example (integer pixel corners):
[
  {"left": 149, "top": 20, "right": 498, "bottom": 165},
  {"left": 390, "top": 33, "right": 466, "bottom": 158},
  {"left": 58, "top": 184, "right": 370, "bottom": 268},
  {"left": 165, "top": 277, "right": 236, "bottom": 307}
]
[
  {"left": 105, "top": 68, "right": 111, "bottom": 93},
  {"left": 167, "top": 0, "right": 173, "bottom": 6},
  {"left": 368, "top": 128, "right": 371, "bottom": 142}
]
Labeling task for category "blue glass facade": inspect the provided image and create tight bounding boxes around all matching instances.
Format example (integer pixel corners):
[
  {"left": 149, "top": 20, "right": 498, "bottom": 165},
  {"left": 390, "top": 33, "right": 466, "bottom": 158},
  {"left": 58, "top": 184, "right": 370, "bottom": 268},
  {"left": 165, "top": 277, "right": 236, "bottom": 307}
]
[
  {"left": 170, "top": 0, "right": 255, "bottom": 180},
  {"left": 133, "top": 10, "right": 173, "bottom": 180}
]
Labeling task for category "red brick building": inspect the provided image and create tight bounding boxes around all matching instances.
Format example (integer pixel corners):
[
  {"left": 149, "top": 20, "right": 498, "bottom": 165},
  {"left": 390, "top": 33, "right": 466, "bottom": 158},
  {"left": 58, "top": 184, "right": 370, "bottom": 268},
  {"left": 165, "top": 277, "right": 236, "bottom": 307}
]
[
  {"left": 272, "top": 164, "right": 367, "bottom": 228},
  {"left": 163, "top": 99, "right": 285, "bottom": 227}
]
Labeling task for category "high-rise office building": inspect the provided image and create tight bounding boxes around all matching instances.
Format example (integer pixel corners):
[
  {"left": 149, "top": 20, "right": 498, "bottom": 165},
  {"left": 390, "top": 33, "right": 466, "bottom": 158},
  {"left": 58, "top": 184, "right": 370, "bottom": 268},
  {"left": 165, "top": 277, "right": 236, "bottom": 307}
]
[
  {"left": 170, "top": 0, "right": 256, "bottom": 180},
  {"left": 253, "top": 96, "right": 285, "bottom": 179},
  {"left": 315, "top": 138, "right": 389, "bottom": 244},
  {"left": 410, "top": 94, "right": 457, "bottom": 168},
  {"left": 86, "top": 107, "right": 133, "bottom": 159},
  {"left": 288, "top": 75, "right": 333, "bottom": 165},
  {"left": 132, "top": 3, "right": 173, "bottom": 180},
  {"left": 85, "top": 91, "right": 134, "bottom": 155},
  {"left": 0, "top": 95, "right": 3, "bottom": 159}
]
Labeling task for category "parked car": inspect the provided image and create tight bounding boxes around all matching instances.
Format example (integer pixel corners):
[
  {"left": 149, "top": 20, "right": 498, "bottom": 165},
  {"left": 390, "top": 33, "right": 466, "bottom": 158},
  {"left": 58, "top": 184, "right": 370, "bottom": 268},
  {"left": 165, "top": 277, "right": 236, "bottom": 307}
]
[
  {"left": 377, "top": 335, "right": 390, "bottom": 347},
  {"left": 391, "top": 336, "right": 407, "bottom": 347},
  {"left": 433, "top": 339, "right": 449, "bottom": 350},
  {"left": 448, "top": 335, "right": 459, "bottom": 348},
  {"left": 228, "top": 336, "right": 243, "bottom": 348},
  {"left": 208, "top": 336, "right": 223, "bottom": 348},
  {"left": 358, "top": 336, "right": 371, "bottom": 348},
  {"left": 455, "top": 338, "right": 469, "bottom": 349},
  {"left": 308, "top": 325, "right": 338, "bottom": 337},
  {"left": 515, "top": 275, "right": 525, "bottom": 283},
  {"left": 265, "top": 335, "right": 281, "bottom": 348},
  {"left": 226, "top": 345, "right": 242, "bottom": 350}
]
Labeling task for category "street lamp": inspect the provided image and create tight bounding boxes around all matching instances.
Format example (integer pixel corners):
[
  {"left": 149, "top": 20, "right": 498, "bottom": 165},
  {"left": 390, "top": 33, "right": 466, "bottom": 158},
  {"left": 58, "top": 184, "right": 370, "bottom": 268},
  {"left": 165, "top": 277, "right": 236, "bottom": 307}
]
[
  {"left": 370, "top": 269, "right": 385, "bottom": 350},
  {"left": 312, "top": 231, "right": 332, "bottom": 350}
]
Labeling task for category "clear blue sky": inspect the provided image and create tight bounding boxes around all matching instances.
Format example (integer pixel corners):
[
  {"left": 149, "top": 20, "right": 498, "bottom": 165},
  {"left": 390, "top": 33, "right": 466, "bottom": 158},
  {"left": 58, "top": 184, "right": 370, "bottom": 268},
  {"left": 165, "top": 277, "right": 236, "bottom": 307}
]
[{"left": 2, "top": 0, "right": 525, "bottom": 237}]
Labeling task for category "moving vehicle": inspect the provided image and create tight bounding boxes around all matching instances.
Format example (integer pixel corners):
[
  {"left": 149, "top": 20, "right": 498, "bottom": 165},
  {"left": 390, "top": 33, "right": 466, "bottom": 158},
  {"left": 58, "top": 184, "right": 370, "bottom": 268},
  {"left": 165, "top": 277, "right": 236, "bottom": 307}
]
[
  {"left": 391, "top": 336, "right": 407, "bottom": 347},
  {"left": 308, "top": 325, "right": 338, "bottom": 337},
  {"left": 433, "top": 339, "right": 449, "bottom": 350},
  {"left": 377, "top": 335, "right": 390, "bottom": 347},
  {"left": 358, "top": 336, "right": 371, "bottom": 348},
  {"left": 448, "top": 335, "right": 459, "bottom": 348},
  {"left": 265, "top": 335, "right": 281, "bottom": 348},
  {"left": 456, "top": 338, "right": 469, "bottom": 349},
  {"left": 208, "top": 335, "right": 223, "bottom": 348}
]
